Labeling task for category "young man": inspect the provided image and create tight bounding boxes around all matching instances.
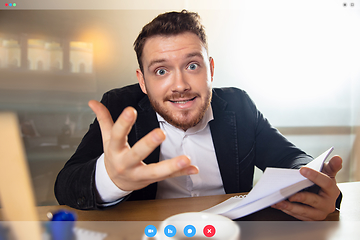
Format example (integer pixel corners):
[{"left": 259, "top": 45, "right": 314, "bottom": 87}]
[{"left": 55, "top": 10, "right": 342, "bottom": 221}]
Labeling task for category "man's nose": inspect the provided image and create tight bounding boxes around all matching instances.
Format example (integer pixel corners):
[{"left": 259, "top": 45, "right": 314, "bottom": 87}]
[{"left": 171, "top": 70, "right": 190, "bottom": 93}]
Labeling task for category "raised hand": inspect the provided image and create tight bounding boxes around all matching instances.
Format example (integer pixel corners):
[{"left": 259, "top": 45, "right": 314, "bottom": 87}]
[{"left": 88, "top": 100, "right": 199, "bottom": 192}]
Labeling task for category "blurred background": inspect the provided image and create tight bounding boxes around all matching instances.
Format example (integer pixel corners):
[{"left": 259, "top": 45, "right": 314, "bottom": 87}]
[{"left": 0, "top": 0, "right": 359, "bottom": 206}]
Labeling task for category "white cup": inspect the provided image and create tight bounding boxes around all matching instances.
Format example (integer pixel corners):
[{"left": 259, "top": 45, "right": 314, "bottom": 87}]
[{"left": 143, "top": 212, "right": 240, "bottom": 240}]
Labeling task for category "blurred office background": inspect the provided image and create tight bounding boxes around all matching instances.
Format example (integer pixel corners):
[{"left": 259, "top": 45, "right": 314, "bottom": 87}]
[{"left": 0, "top": 0, "right": 359, "bottom": 206}]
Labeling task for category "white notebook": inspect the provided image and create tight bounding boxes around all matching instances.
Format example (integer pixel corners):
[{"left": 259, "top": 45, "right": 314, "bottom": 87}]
[{"left": 203, "top": 147, "right": 334, "bottom": 219}]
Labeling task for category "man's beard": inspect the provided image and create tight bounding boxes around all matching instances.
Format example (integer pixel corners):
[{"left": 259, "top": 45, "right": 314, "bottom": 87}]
[{"left": 147, "top": 89, "right": 212, "bottom": 131}]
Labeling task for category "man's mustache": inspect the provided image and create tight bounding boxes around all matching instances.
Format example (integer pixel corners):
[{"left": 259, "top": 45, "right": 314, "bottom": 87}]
[{"left": 165, "top": 92, "right": 199, "bottom": 101}]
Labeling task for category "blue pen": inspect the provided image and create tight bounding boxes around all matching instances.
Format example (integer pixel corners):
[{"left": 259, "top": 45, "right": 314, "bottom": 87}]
[{"left": 49, "top": 210, "right": 77, "bottom": 240}]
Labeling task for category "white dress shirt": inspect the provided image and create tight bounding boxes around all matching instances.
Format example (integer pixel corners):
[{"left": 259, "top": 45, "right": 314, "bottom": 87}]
[
  {"left": 95, "top": 106, "right": 225, "bottom": 204},
  {"left": 155, "top": 106, "right": 225, "bottom": 199}
]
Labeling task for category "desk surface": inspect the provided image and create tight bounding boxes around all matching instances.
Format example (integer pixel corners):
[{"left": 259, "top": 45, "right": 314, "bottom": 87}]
[
  {"left": 0, "top": 181, "right": 359, "bottom": 240},
  {"left": 33, "top": 181, "right": 359, "bottom": 222},
  {"left": 31, "top": 181, "right": 359, "bottom": 240}
]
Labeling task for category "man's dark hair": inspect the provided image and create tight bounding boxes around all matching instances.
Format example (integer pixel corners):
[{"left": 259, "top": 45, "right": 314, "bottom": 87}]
[{"left": 133, "top": 10, "right": 208, "bottom": 73}]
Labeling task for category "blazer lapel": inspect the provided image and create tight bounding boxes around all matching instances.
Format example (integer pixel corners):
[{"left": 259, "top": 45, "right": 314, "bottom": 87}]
[
  {"left": 209, "top": 91, "right": 240, "bottom": 194},
  {"left": 128, "top": 95, "right": 160, "bottom": 200},
  {"left": 135, "top": 95, "right": 160, "bottom": 165}
]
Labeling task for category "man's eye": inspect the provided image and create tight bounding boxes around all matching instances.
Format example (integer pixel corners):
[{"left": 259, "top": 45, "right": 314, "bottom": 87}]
[
  {"left": 156, "top": 69, "right": 167, "bottom": 75},
  {"left": 188, "top": 63, "right": 198, "bottom": 70}
]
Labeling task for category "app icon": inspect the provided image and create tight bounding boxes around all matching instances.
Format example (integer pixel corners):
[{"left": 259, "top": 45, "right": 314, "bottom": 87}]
[
  {"left": 164, "top": 225, "right": 177, "bottom": 237},
  {"left": 184, "top": 225, "right": 196, "bottom": 237},
  {"left": 144, "top": 225, "right": 157, "bottom": 238},
  {"left": 203, "top": 225, "right": 216, "bottom": 237}
]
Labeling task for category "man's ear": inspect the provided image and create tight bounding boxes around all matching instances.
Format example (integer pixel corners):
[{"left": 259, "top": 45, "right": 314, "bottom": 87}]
[
  {"left": 136, "top": 69, "right": 147, "bottom": 94},
  {"left": 209, "top": 57, "right": 215, "bottom": 82}
]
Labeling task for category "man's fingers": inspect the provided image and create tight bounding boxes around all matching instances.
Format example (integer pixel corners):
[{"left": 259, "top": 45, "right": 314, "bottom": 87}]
[
  {"left": 300, "top": 167, "right": 339, "bottom": 197},
  {"left": 322, "top": 156, "right": 342, "bottom": 178},
  {"left": 111, "top": 155, "right": 198, "bottom": 191},
  {"left": 135, "top": 155, "right": 199, "bottom": 182},
  {"left": 88, "top": 100, "right": 114, "bottom": 142},
  {"left": 273, "top": 158, "right": 342, "bottom": 221},
  {"left": 123, "top": 128, "right": 166, "bottom": 167},
  {"left": 287, "top": 191, "right": 336, "bottom": 214},
  {"left": 109, "top": 107, "right": 137, "bottom": 151},
  {"left": 272, "top": 200, "right": 328, "bottom": 221},
  {"left": 169, "top": 165, "right": 200, "bottom": 178}
]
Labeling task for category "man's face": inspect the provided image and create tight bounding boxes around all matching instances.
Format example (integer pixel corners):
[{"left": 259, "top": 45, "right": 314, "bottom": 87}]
[{"left": 136, "top": 32, "right": 214, "bottom": 131}]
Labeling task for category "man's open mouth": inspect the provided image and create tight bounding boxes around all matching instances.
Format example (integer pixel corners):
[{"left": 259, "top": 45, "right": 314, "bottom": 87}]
[{"left": 169, "top": 96, "right": 196, "bottom": 104}]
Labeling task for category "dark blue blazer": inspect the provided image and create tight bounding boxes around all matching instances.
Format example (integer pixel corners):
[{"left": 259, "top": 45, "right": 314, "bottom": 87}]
[{"left": 55, "top": 84, "right": 313, "bottom": 209}]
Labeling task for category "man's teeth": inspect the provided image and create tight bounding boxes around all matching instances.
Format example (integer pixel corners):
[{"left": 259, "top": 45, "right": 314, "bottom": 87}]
[
  {"left": 171, "top": 97, "right": 195, "bottom": 104},
  {"left": 173, "top": 100, "right": 189, "bottom": 104}
]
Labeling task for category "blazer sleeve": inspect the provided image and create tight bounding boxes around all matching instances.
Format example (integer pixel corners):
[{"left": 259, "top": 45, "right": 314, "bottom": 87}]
[
  {"left": 214, "top": 87, "right": 313, "bottom": 171},
  {"left": 244, "top": 94, "right": 313, "bottom": 170},
  {"left": 54, "top": 93, "right": 109, "bottom": 209},
  {"left": 240, "top": 90, "right": 342, "bottom": 209}
]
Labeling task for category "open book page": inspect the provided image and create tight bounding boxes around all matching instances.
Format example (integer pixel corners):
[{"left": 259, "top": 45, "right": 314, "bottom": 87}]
[{"left": 203, "top": 147, "right": 334, "bottom": 219}]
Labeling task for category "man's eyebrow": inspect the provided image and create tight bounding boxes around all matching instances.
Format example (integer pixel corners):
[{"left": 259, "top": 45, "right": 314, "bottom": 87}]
[
  {"left": 147, "top": 52, "right": 205, "bottom": 70},
  {"left": 185, "top": 52, "right": 204, "bottom": 59},
  {"left": 148, "top": 58, "right": 167, "bottom": 70}
]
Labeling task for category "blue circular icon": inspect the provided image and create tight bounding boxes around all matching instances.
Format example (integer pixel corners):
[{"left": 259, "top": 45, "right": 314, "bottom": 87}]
[
  {"left": 164, "top": 225, "right": 177, "bottom": 237},
  {"left": 184, "top": 225, "right": 196, "bottom": 237},
  {"left": 9, "top": 3, "right": 12, "bottom": 6},
  {"left": 145, "top": 225, "right": 157, "bottom": 238}
]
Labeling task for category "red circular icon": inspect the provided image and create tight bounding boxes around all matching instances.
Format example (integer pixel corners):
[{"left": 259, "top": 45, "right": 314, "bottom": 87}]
[{"left": 203, "top": 225, "right": 216, "bottom": 237}]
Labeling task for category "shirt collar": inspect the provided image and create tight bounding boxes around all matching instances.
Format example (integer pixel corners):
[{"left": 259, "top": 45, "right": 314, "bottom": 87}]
[{"left": 156, "top": 106, "right": 214, "bottom": 134}]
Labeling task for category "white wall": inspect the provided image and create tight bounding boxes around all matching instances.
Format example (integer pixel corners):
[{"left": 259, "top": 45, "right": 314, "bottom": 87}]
[{"left": 1, "top": 0, "right": 360, "bottom": 186}]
